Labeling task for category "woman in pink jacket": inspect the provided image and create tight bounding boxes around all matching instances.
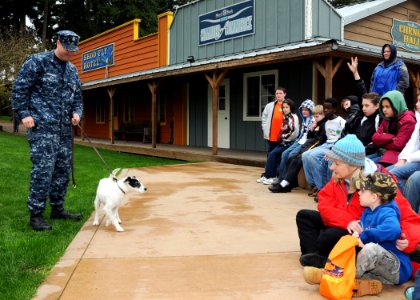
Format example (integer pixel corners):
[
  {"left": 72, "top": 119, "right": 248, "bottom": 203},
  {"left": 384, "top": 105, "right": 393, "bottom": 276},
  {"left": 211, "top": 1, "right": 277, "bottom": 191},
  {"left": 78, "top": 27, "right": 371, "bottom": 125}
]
[{"left": 368, "top": 90, "right": 416, "bottom": 167}]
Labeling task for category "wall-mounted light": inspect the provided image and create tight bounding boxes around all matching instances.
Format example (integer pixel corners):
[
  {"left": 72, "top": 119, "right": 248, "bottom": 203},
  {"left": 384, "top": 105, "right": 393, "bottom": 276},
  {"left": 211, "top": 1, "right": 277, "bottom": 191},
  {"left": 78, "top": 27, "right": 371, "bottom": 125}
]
[{"left": 187, "top": 55, "right": 195, "bottom": 63}]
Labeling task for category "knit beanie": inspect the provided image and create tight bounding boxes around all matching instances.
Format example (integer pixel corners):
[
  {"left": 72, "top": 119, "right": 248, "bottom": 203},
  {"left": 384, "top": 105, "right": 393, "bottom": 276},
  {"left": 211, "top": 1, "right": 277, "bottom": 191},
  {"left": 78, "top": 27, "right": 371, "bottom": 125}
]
[{"left": 325, "top": 134, "right": 365, "bottom": 167}]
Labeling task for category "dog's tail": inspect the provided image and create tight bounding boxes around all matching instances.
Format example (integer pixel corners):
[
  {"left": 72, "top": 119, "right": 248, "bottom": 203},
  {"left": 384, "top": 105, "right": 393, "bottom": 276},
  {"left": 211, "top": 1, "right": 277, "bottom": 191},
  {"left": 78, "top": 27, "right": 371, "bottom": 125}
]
[{"left": 110, "top": 168, "right": 121, "bottom": 179}]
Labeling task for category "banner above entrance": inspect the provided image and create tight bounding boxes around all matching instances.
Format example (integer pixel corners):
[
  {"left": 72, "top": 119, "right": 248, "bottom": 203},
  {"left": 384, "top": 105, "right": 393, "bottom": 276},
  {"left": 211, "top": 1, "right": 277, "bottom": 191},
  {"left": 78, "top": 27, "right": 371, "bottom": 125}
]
[
  {"left": 391, "top": 19, "right": 420, "bottom": 53},
  {"left": 199, "top": 0, "right": 255, "bottom": 46}
]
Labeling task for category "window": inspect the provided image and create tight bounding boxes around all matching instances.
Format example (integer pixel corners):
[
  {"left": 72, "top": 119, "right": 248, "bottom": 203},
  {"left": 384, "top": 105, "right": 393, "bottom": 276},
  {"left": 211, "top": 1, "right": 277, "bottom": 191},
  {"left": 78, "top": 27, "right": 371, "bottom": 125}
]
[
  {"left": 96, "top": 99, "right": 105, "bottom": 124},
  {"left": 123, "top": 97, "right": 135, "bottom": 123},
  {"left": 243, "top": 70, "right": 278, "bottom": 121}
]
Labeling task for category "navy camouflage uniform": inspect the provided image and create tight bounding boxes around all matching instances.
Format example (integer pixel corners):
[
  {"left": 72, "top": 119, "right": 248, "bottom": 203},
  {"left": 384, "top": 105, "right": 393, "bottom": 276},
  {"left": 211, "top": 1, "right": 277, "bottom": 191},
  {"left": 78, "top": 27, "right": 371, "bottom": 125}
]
[{"left": 12, "top": 50, "right": 83, "bottom": 215}]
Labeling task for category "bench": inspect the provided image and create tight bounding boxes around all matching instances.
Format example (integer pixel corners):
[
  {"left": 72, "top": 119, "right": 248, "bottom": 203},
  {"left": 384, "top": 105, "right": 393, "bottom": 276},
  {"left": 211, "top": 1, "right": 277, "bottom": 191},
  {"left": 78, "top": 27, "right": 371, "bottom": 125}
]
[{"left": 114, "top": 122, "right": 152, "bottom": 143}]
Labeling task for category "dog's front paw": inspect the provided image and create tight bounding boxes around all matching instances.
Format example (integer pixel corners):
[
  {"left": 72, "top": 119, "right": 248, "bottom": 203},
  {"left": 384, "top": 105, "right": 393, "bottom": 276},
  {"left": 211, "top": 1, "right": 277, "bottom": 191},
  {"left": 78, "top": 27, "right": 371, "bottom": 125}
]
[
  {"left": 93, "top": 220, "right": 99, "bottom": 226},
  {"left": 116, "top": 226, "right": 124, "bottom": 232}
]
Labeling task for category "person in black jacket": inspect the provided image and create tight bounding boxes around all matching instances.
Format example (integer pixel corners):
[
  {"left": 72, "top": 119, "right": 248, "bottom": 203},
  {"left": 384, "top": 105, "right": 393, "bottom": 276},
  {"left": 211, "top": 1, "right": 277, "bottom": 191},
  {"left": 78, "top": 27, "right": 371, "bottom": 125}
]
[
  {"left": 269, "top": 105, "right": 326, "bottom": 193},
  {"left": 341, "top": 95, "right": 361, "bottom": 136}
]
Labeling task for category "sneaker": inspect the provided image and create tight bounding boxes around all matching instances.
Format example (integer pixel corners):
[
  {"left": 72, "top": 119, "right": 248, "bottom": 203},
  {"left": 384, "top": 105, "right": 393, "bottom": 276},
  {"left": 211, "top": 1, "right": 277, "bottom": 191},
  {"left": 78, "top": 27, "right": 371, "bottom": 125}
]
[
  {"left": 299, "top": 253, "right": 328, "bottom": 268},
  {"left": 405, "top": 286, "right": 414, "bottom": 300},
  {"left": 308, "top": 187, "right": 319, "bottom": 197},
  {"left": 262, "top": 177, "right": 275, "bottom": 185},
  {"left": 353, "top": 279, "right": 382, "bottom": 297},
  {"left": 303, "top": 266, "right": 323, "bottom": 285},
  {"left": 256, "top": 176, "right": 267, "bottom": 183}
]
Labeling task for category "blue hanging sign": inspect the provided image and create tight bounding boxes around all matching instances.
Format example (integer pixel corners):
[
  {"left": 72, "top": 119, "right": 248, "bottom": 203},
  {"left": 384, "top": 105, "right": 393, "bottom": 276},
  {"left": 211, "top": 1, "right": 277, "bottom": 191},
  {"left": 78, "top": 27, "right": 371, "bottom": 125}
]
[
  {"left": 199, "top": 0, "right": 255, "bottom": 46},
  {"left": 82, "top": 43, "right": 115, "bottom": 72},
  {"left": 391, "top": 19, "right": 420, "bottom": 53}
]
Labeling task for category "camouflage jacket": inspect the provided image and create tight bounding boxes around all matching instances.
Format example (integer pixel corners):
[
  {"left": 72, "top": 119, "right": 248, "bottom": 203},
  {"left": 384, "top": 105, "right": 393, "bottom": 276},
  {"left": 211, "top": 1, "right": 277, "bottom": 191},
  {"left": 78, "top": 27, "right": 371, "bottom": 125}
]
[{"left": 12, "top": 50, "right": 83, "bottom": 129}]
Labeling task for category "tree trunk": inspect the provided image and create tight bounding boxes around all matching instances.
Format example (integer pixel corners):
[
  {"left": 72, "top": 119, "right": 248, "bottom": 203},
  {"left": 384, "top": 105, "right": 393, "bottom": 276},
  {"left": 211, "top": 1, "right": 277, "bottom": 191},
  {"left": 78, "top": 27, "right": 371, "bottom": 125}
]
[{"left": 42, "top": 0, "right": 49, "bottom": 48}]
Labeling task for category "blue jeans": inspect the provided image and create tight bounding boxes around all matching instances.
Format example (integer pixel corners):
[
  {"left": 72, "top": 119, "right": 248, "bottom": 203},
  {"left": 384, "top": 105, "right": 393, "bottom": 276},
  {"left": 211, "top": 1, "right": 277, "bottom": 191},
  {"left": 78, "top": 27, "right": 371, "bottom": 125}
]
[
  {"left": 403, "top": 171, "right": 420, "bottom": 214},
  {"left": 367, "top": 152, "right": 382, "bottom": 164},
  {"left": 264, "top": 143, "right": 291, "bottom": 178},
  {"left": 302, "top": 143, "right": 331, "bottom": 189},
  {"left": 277, "top": 142, "right": 302, "bottom": 176},
  {"left": 389, "top": 162, "right": 420, "bottom": 191},
  {"left": 414, "top": 269, "right": 420, "bottom": 300}
]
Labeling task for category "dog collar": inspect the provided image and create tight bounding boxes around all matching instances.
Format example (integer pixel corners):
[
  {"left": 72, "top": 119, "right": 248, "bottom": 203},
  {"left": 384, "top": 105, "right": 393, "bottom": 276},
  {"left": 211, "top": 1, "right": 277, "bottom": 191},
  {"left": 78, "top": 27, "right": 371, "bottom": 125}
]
[{"left": 113, "top": 178, "right": 126, "bottom": 194}]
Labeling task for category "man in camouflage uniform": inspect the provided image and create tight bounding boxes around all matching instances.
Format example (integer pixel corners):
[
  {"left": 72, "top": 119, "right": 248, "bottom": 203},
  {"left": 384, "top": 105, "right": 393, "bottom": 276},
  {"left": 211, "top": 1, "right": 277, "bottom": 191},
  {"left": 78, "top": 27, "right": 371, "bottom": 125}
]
[{"left": 12, "top": 30, "right": 83, "bottom": 231}]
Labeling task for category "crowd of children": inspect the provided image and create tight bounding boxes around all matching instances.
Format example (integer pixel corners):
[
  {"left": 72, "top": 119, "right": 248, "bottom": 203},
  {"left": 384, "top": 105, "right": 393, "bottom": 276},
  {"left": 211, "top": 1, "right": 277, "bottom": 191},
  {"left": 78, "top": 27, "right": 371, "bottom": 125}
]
[{"left": 258, "top": 43, "right": 420, "bottom": 298}]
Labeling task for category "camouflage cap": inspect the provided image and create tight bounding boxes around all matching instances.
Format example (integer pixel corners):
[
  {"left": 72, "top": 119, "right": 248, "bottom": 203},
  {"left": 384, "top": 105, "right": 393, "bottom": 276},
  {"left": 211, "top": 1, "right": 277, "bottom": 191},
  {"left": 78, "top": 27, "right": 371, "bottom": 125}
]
[
  {"left": 353, "top": 172, "right": 397, "bottom": 201},
  {"left": 57, "top": 30, "right": 80, "bottom": 52}
]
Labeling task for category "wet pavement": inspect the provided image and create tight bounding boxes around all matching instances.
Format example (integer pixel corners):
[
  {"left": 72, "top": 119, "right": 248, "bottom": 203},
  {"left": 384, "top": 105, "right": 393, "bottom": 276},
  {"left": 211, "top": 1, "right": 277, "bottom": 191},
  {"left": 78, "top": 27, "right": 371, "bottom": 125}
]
[{"left": 32, "top": 162, "right": 410, "bottom": 299}]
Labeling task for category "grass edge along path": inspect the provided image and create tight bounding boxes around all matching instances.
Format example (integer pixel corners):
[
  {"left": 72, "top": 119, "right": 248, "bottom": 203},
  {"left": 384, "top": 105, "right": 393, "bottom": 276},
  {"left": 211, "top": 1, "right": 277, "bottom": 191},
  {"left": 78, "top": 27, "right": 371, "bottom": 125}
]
[{"left": 0, "top": 131, "right": 185, "bottom": 300}]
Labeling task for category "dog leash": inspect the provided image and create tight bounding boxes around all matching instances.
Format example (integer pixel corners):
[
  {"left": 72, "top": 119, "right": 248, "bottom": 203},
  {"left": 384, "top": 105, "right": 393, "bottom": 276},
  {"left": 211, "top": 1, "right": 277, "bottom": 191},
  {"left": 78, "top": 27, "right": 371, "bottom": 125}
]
[{"left": 72, "top": 123, "right": 115, "bottom": 187}]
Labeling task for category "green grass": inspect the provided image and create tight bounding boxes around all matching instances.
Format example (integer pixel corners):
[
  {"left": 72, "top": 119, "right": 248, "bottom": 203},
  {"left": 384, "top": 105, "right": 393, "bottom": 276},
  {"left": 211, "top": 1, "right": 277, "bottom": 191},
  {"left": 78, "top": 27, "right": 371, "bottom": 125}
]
[
  {"left": 0, "top": 132, "right": 184, "bottom": 300},
  {"left": 0, "top": 115, "right": 12, "bottom": 122}
]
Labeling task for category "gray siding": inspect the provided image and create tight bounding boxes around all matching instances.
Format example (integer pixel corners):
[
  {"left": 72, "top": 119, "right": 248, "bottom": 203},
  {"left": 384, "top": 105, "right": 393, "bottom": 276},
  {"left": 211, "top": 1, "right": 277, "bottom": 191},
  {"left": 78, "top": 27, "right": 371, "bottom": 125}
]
[
  {"left": 170, "top": 0, "right": 341, "bottom": 65},
  {"left": 188, "top": 61, "right": 313, "bottom": 151},
  {"left": 188, "top": 79, "right": 208, "bottom": 147},
  {"left": 312, "top": 0, "right": 342, "bottom": 40}
]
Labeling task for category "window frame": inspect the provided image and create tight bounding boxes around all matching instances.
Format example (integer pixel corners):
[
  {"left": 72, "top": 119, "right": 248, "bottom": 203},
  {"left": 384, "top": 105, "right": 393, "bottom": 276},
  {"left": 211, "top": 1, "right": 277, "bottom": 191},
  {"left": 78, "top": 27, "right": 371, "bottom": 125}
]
[{"left": 242, "top": 69, "right": 278, "bottom": 121}]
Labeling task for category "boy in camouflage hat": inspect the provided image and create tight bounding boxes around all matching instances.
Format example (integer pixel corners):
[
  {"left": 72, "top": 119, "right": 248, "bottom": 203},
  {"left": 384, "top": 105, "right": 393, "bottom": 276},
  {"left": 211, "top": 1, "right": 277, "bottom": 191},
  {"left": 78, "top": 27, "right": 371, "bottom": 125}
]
[
  {"left": 12, "top": 30, "right": 82, "bottom": 231},
  {"left": 352, "top": 172, "right": 412, "bottom": 285}
]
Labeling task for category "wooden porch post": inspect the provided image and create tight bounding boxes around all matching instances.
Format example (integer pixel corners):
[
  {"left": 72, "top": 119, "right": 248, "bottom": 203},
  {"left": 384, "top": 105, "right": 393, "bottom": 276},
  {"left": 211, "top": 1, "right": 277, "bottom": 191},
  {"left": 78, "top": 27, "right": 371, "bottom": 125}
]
[
  {"left": 205, "top": 69, "right": 228, "bottom": 155},
  {"left": 107, "top": 88, "right": 116, "bottom": 144},
  {"left": 409, "top": 69, "right": 420, "bottom": 101},
  {"left": 314, "top": 57, "right": 344, "bottom": 99},
  {"left": 147, "top": 80, "right": 160, "bottom": 148}
]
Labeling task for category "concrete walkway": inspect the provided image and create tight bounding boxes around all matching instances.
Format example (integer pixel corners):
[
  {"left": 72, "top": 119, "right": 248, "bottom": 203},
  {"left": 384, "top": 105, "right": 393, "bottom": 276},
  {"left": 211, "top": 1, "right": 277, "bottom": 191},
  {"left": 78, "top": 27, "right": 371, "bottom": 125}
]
[{"left": 33, "top": 162, "right": 409, "bottom": 299}]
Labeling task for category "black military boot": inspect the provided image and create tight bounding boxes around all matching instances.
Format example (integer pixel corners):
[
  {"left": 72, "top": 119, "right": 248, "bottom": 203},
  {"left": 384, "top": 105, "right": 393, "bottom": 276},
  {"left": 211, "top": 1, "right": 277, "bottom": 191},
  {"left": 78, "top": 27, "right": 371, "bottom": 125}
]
[
  {"left": 30, "top": 213, "right": 52, "bottom": 231},
  {"left": 50, "top": 206, "right": 82, "bottom": 221}
]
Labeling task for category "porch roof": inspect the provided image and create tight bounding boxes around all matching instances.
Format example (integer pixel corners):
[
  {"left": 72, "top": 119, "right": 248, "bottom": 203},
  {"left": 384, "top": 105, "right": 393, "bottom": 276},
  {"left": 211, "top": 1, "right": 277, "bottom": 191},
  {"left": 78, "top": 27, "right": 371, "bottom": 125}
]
[
  {"left": 81, "top": 38, "right": 334, "bottom": 90},
  {"left": 81, "top": 37, "right": 420, "bottom": 91},
  {"left": 337, "top": 0, "right": 406, "bottom": 26}
]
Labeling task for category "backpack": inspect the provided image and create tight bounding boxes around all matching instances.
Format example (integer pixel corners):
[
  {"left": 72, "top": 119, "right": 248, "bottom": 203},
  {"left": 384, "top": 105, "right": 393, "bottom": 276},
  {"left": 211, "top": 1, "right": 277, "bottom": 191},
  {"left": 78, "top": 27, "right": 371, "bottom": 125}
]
[{"left": 320, "top": 235, "right": 359, "bottom": 300}]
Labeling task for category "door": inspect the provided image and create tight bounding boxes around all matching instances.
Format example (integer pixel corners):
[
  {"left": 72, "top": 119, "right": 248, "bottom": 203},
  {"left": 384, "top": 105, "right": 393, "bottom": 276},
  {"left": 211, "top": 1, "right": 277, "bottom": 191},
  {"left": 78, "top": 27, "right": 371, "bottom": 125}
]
[{"left": 207, "top": 79, "right": 230, "bottom": 148}]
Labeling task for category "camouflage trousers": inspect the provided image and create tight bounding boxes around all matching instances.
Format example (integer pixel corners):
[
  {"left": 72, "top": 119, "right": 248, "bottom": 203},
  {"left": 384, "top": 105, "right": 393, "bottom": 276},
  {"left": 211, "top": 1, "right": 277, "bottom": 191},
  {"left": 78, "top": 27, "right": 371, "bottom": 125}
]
[
  {"left": 356, "top": 242, "right": 400, "bottom": 284},
  {"left": 27, "top": 127, "right": 72, "bottom": 214}
]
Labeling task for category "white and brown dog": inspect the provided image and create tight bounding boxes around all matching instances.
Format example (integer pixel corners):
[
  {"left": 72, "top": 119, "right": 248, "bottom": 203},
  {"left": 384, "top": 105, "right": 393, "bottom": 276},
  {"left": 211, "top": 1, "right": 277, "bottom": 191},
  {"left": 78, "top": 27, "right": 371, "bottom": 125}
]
[{"left": 93, "top": 169, "right": 147, "bottom": 232}]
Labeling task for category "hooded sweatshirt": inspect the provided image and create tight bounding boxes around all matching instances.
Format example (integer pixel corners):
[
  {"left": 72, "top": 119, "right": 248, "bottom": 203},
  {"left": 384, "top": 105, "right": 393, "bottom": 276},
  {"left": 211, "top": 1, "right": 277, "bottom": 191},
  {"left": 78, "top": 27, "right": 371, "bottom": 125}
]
[
  {"left": 370, "top": 44, "right": 410, "bottom": 96},
  {"left": 296, "top": 99, "right": 314, "bottom": 145},
  {"left": 359, "top": 200, "right": 412, "bottom": 284},
  {"left": 372, "top": 90, "right": 416, "bottom": 165}
]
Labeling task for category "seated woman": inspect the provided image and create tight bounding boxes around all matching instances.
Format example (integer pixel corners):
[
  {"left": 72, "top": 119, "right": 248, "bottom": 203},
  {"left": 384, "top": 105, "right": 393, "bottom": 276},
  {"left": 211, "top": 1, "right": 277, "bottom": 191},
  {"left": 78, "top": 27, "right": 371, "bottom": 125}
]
[{"left": 296, "top": 134, "right": 420, "bottom": 276}]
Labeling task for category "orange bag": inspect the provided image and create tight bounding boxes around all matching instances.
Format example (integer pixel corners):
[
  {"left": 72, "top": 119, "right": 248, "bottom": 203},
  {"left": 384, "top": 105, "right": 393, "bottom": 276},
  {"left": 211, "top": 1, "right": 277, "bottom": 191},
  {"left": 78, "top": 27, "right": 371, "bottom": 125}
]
[{"left": 320, "top": 235, "right": 359, "bottom": 300}]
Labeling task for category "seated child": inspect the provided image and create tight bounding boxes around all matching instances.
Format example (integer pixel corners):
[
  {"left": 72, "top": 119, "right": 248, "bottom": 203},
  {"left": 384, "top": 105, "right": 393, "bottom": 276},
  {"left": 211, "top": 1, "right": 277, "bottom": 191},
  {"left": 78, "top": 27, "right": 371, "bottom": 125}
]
[
  {"left": 352, "top": 172, "right": 412, "bottom": 285},
  {"left": 302, "top": 98, "right": 345, "bottom": 196},
  {"left": 368, "top": 90, "right": 416, "bottom": 167},
  {"left": 269, "top": 105, "right": 326, "bottom": 193},
  {"left": 341, "top": 95, "right": 361, "bottom": 136},
  {"left": 302, "top": 172, "right": 413, "bottom": 297},
  {"left": 259, "top": 98, "right": 299, "bottom": 185}
]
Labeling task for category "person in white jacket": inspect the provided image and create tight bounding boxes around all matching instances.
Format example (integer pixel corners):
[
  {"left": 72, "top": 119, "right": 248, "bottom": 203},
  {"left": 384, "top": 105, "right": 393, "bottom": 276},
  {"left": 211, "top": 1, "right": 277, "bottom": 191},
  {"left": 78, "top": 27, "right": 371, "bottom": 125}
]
[{"left": 389, "top": 93, "right": 420, "bottom": 192}]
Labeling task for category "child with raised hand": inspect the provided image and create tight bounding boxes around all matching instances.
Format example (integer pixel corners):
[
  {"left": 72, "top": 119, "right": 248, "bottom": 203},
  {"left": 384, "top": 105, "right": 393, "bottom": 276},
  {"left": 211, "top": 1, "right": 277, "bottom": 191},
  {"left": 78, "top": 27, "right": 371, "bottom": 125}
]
[{"left": 352, "top": 172, "right": 412, "bottom": 285}]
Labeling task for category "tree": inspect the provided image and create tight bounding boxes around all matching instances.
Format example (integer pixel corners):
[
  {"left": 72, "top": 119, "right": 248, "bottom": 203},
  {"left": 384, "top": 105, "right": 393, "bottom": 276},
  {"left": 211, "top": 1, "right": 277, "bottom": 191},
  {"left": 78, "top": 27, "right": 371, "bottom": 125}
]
[{"left": 0, "top": 31, "right": 40, "bottom": 115}]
